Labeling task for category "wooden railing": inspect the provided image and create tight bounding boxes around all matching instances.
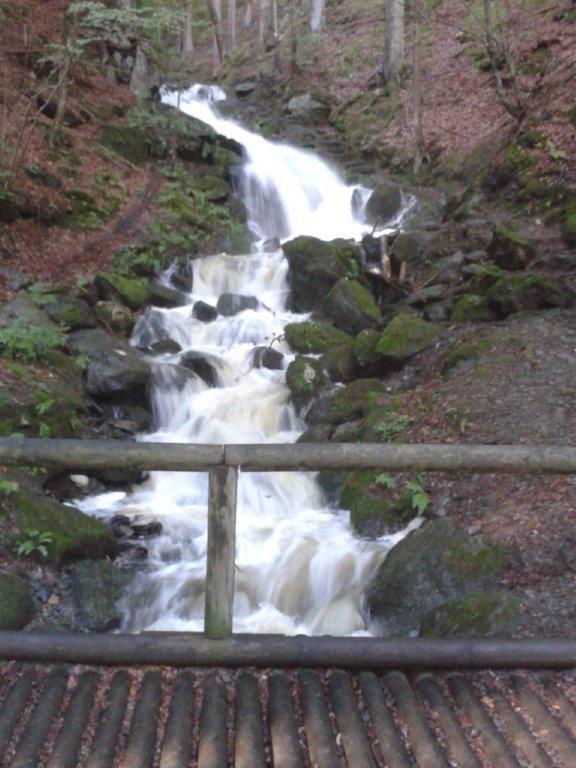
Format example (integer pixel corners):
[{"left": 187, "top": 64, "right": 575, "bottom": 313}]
[{"left": 1, "top": 438, "right": 576, "bottom": 640}]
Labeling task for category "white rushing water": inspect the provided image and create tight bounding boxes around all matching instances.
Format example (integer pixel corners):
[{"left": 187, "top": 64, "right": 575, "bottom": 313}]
[{"left": 78, "top": 85, "right": 415, "bottom": 636}]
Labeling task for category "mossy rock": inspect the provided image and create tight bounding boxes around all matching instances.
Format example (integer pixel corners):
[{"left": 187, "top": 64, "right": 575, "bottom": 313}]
[
  {"left": 94, "top": 272, "right": 149, "bottom": 310},
  {"left": 341, "top": 470, "right": 416, "bottom": 536},
  {"left": 419, "top": 592, "right": 519, "bottom": 638},
  {"left": 324, "top": 378, "right": 386, "bottom": 425},
  {"left": 71, "top": 560, "right": 131, "bottom": 632},
  {"left": 352, "top": 329, "right": 382, "bottom": 368},
  {"left": 487, "top": 226, "right": 537, "bottom": 271},
  {"left": 563, "top": 200, "right": 576, "bottom": 246},
  {"left": 189, "top": 173, "right": 230, "bottom": 203},
  {"left": 390, "top": 230, "right": 434, "bottom": 264},
  {"left": 284, "top": 321, "right": 351, "bottom": 354},
  {"left": 486, "top": 274, "right": 575, "bottom": 318},
  {"left": 442, "top": 336, "right": 494, "bottom": 377},
  {"left": 0, "top": 573, "right": 36, "bottom": 630},
  {"left": 319, "top": 343, "right": 357, "bottom": 383},
  {"left": 283, "top": 237, "right": 360, "bottom": 313},
  {"left": 94, "top": 301, "right": 135, "bottom": 337},
  {"left": 296, "top": 424, "right": 334, "bottom": 443},
  {"left": 322, "top": 279, "right": 381, "bottom": 336},
  {"left": 450, "top": 295, "right": 496, "bottom": 323},
  {"left": 45, "top": 296, "right": 96, "bottom": 330},
  {"left": 376, "top": 315, "right": 439, "bottom": 366},
  {"left": 286, "top": 356, "right": 327, "bottom": 409},
  {"left": 469, "top": 264, "right": 503, "bottom": 293},
  {"left": 364, "top": 183, "right": 403, "bottom": 226},
  {"left": 100, "top": 125, "right": 150, "bottom": 165},
  {"left": 7, "top": 490, "right": 117, "bottom": 565},
  {"left": 367, "top": 520, "right": 507, "bottom": 635},
  {"left": 0, "top": 291, "right": 60, "bottom": 332}
]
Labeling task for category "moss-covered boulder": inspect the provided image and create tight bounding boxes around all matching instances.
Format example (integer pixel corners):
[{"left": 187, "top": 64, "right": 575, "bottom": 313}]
[
  {"left": 341, "top": 470, "right": 416, "bottom": 536},
  {"left": 419, "top": 593, "right": 519, "bottom": 638},
  {"left": 390, "top": 230, "right": 434, "bottom": 264},
  {"left": 469, "top": 264, "right": 504, "bottom": 293},
  {"left": 71, "top": 560, "right": 131, "bottom": 632},
  {"left": 7, "top": 490, "right": 117, "bottom": 565},
  {"left": 0, "top": 292, "right": 59, "bottom": 332},
  {"left": 487, "top": 227, "right": 537, "bottom": 271},
  {"left": 367, "top": 520, "right": 507, "bottom": 635},
  {"left": 296, "top": 424, "right": 334, "bottom": 443},
  {"left": 563, "top": 200, "right": 576, "bottom": 246},
  {"left": 320, "top": 343, "right": 357, "bottom": 383},
  {"left": 66, "top": 328, "right": 150, "bottom": 401},
  {"left": 352, "top": 329, "right": 381, "bottom": 369},
  {"left": 286, "top": 356, "right": 327, "bottom": 409},
  {"left": 94, "top": 272, "right": 149, "bottom": 310},
  {"left": 364, "top": 183, "right": 403, "bottom": 226},
  {"left": 322, "top": 279, "right": 381, "bottom": 336},
  {"left": 284, "top": 320, "right": 351, "bottom": 354},
  {"left": 94, "top": 301, "right": 135, "bottom": 336},
  {"left": 322, "top": 378, "right": 386, "bottom": 425},
  {"left": 100, "top": 125, "right": 150, "bottom": 165},
  {"left": 376, "top": 315, "right": 439, "bottom": 367},
  {"left": 450, "top": 295, "right": 496, "bottom": 323},
  {"left": 0, "top": 572, "right": 36, "bottom": 629},
  {"left": 283, "top": 237, "right": 360, "bottom": 312},
  {"left": 45, "top": 296, "right": 95, "bottom": 330},
  {"left": 486, "top": 274, "right": 575, "bottom": 318},
  {"left": 442, "top": 336, "right": 494, "bottom": 378}
]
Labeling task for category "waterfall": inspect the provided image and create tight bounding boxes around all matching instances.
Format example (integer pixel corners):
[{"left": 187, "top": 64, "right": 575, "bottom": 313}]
[{"left": 77, "top": 85, "right": 414, "bottom": 636}]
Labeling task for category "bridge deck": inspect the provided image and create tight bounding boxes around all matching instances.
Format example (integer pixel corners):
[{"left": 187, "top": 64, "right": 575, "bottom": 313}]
[{"left": 1, "top": 663, "right": 576, "bottom": 767}]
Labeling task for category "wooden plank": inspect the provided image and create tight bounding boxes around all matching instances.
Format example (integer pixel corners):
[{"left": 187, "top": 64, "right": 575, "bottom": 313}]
[
  {"left": 2, "top": 633, "right": 576, "bottom": 669},
  {"left": 204, "top": 466, "right": 238, "bottom": 639},
  {"left": 0, "top": 438, "right": 576, "bottom": 474}
]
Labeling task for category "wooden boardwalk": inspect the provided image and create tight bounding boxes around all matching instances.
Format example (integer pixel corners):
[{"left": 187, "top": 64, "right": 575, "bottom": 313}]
[{"left": 1, "top": 663, "right": 576, "bottom": 767}]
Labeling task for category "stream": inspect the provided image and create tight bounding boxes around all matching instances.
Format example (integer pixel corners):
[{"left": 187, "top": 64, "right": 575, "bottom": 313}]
[{"left": 78, "top": 85, "right": 414, "bottom": 637}]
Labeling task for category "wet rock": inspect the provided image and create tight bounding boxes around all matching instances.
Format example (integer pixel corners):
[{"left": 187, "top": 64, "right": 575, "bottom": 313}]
[
  {"left": 322, "top": 278, "right": 381, "bottom": 336},
  {"left": 216, "top": 293, "right": 259, "bottom": 316},
  {"left": 390, "top": 230, "right": 435, "bottom": 265},
  {"left": 486, "top": 274, "right": 575, "bottom": 318},
  {"left": 364, "top": 183, "right": 403, "bottom": 226},
  {"left": 286, "top": 356, "right": 328, "bottom": 409},
  {"left": 150, "top": 339, "right": 182, "bottom": 355},
  {"left": 320, "top": 342, "right": 357, "bottom": 384},
  {"left": 252, "top": 346, "right": 284, "bottom": 370},
  {"left": 92, "top": 468, "right": 147, "bottom": 487},
  {"left": 376, "top": 314, "right": 440, "bottom": 367},
  {"left": 45, "top": 296, "right": 95, "bottom": 330},
  {"left": 132, "top": 520, "right": 163, "bottom": 538},
  {"left": 147, "top": 282, "right": 189, "bottom": 309},
  {"left": 262, "top": 237, "right": 281, "bottom": 252},
  {"left": 110, "top": 514, "right": 133, "bottom": 539},
  {"left": 170, "top": 257, "right": 194, "bottom": 292},
  {"left": 283, "top": 237, "right": 360, "bottom": 312},
  {"left": 9, "top": 489, "right": 117, "bottom": 565},
  {"left": 180, "top": 351, "right": 219, "bottom": 387},
  {"left": 67, "top": 328, "right": 150, "bottom": 401},
  {"left": 94, "top": 272, "right": 149, "bottom": 310},
  {"left": 419, "top": 593, "right": 519, "bottom": 638},
  {"left": 285, "top": 93, "right": 330, "bottom": 123},
  {"left": 487, "top": 227, "right": 537, "bottom": 271},
  {"left": 94, "top": 301, "right": 135, "bottom": 337},
  {"left": 284, "top": 320, "right": 352, "bottom": 354},
  {"left": 71, "top": 560, "right": 131, "bottom": 632},
  {"left": 193, "top": 301, "right": 218, "bottom": 322},
  {"left": 404, "top": 189, "right": 446, "bottom": 232},
  {"left": 341, "top": 470, "right": 416, "bottom": 537},
  {"left": 367, "top": 520, "right": 507, "bottom": 635},
  {"left": 234, "top": 81, "right": 257, "bottom": 97},
  {"left": 0, "top": 572, "right": 36, "bottom": 630}
]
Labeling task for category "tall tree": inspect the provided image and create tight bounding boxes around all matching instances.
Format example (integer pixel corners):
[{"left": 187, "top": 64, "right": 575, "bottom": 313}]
[
  {"left": 244, "top": 0, "right": 253, "bottom": 29},
  {"left": 383, "top": 0, "right": 405, "bottom": 83},
  {"left": 309, "top": 0, "right": 325, "bottom": 32},
  {"left": 259, "top": 0, "right": 273, "bottom": 48},
  {"left": 181, "top": 2, "right": 194, "bottom": 58},
  {"left": 228, "top": 0, "right": 237, "bottom": 54},
  {"left": 206, "top": 0, "right": 224, "bottom": 70}
]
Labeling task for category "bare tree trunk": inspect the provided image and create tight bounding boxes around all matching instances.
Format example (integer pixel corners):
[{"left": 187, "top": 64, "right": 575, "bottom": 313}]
[
  {"left": 207, "top": 0, "right": 224, "bottom": 71},
  {"left": 271, "top": 0, "right": 281, "bottom": 73},
  {"left": 244, "top": 0, "right": 253, "bottom": 29},
  {"left": 412, "top": 0, "right": 425, "bottom": 171},
  {"left": 259, "top": 0, "right": 273, "bottom": 48},
  {"left": 182, "top": 3, "right": 194, "bottom": 57},
  {"left": 290, "top": 0, "right": 299, "bottom": 73},
  {"left": 383, "top": 0, "right": 405, "bottom": 83},
  {"left": 482, "top": 0, "right": 525, "bottom": 122},
  {"left": 228, "top": 0, "right": 237, "bottom": 54},
  {"left": 310, "top": 0, "right": 325, "bottom": 32}
]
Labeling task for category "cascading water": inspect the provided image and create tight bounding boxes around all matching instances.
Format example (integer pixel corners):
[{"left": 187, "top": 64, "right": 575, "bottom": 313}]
[{"left": 77, "top": 85, "right": 416, "bottom": 636}]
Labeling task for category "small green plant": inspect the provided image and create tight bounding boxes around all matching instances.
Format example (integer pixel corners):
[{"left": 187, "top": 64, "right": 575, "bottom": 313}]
[
  {"left": 15, "top": 528, "right": 54, "bottom": 559},
  {"left": 27, "top": 282, "right": 58, "bottom": 307},
  {"left": 405, "top": 479, "right": 430, "bottom": 515},
  {"left": 346, "top": 258, "right": 360, "bottom": 280},
  {"left": 373, "top": 413, "right": 411, "bottom": 442},
  {"left": 546, "top": 139, "right": 567, "bottom": 162},
  {"left": 375, "top": 472, "right": 396, "bottom": 489},
  {"left": 0, "top": 480, "right": 19, "bottom": 496},
  {"left": 0, "top": 322, "right": 66, "bottom": 362}
]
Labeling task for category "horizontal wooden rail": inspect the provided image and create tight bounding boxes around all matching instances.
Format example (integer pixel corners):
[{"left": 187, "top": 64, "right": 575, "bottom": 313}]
[
  {"left": 0, "top": 632, "right": 575, "bottom": 669},
  {"left": 1, "top": 438, "right": 576, "bottom": 474}
]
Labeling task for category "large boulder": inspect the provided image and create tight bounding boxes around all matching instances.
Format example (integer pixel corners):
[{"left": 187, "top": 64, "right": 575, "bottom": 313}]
[
  {"left": 419, "top": 593, "right": 519, "bottom": 638},
  {"left": 364, "top": 184, "right": 403, "bottom": 226},
  {"left": 486, "top": 274, "right": 575, "bottom": 317},
  {"left": 390, "top": 230, "right": 435, "bottom": 265},
  {"left": 94, "top": 301, "right": 135, "bottom": 336},
  {"left": 450, "top": 295, "right": 496, "bottom": 323},
  {"left": 71, "top": 560, "right": 131, "bottom": 632},
  {"left": 285, "top": 93, "right": 330, "bottom": 123},
  {"left": 0, "top": 291, "right": 58, "bottom": 332},
  {"left": 340, "top": 470, "right": 416, "bottom": 537},
  {"left": 286, "top": 356, "right": 328, "bottom": 409},
  {"left": 283, "top": 237, "right": 360, "bottom": 312},
  {"left": 487, "top": 227, "right": 537, "bottom": 271},
  {"left": 322, "top": 279, "right": 381, "bottom": 336},
  {"left": 94, "top": 272, "right": 149, "bottom": 310},
  {"left": 66, "top": 328, "right": 150, "bottom": 401},
  {"left": 179, "top": 351, "right": 219, "bottom": 387},
  {"left": 317, "top": 378, "right": 386, "bottom": 425},
  {"left": 147, "top": 282, "right": 189, "bottom": 309},
  {"left": 45, "top": 296, "right": 96, "bottom": 330},
  {"left": 376, "top": 314, "right": 439, "bottom": 367},
  {"left": 367, "top": 520, "right": 506, "bottom": 635},
  {"left": 216, "top": 294, "right": 259, "bottom": 316},
  {"left": 284, "top": 320, "right": 351, "bottom": 354},
  {"left": 7, "top": 490, "right": 117, "bottom": 565},
  {"left": 0, "top": 572, "right": 36, "bottom": 630}
]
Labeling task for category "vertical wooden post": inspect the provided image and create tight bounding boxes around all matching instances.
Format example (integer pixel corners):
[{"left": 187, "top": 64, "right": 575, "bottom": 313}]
[{"left": 204, "top": 466, "right": 238, "bottom": 639}]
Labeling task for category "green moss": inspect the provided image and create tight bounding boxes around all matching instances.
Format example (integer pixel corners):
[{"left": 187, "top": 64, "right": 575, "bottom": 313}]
[
  {"left": 286, "top": 356, "right": 327, "bottom": 408},
  {"left": 377, "top": 315, "right": 439, "bottom": 363},
  {"left": 0, "top": 573, "right": 36, "bottom": 630},
  {"left": 469, "top": 264, "right": 503, "bottom": 293},
  {"left": 419, "top": 593, "right": 519, "bottom": 638},
  {"left": 488, "top": 226, "right": 537, "bottom": 271},
  {"left": 320, "top": 343, "right": 357, "bottom": 383},
  {"left": 486, "top": 274, "right": 575, "bottom": 317},
  {"left": 63, "top": 190, "right": 110, "bottom": 231},
  {"left": 450, "top": 295, "right": 495, "bottom": 323},
  {"left": 321, "top": 278, "right": 381, "bottom": 335},
  {"left": 8, "top": 490, "right": 117, "bottom": 565},
  {"left": 95, "top": 272, "right": 149, "bottom": 310},
  {"left": 100, "top": 125, "right": 150, "bottom": 165},
  {"left": 443, "top": 337, "right": 493, "bottom": 377},
  {"left": 341, "top": 470, "right": 416, "bottom": 536},
  {"left": 284, "top": 320, "right": 351, "bottom": 354},
  {"left": 563, "top": 200, "right": 576, "bottom": 246},
  {"left": 325, "top": 378, "right": 386, "bottom": 424},
  {"left": 352, "top": 329, "right": 381, "bottom": 367}
]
